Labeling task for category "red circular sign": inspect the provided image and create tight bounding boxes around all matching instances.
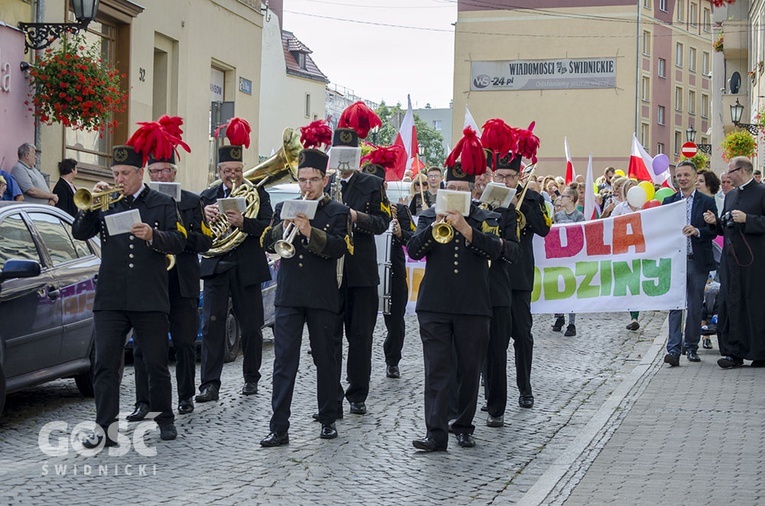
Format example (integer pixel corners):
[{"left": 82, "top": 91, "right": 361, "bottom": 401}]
[{"left": 681, "top": 142, "right": 698, "bottom": 158}]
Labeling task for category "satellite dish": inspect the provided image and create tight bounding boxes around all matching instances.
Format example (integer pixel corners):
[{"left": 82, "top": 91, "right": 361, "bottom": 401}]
[{"left": 730, "top": 71, "right": 741, "bottom": 94}]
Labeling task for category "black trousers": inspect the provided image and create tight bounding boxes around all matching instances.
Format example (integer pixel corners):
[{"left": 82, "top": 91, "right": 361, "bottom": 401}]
[
  {"left": 383, "top": 262, "right": 408, "bottom": 367},
  {"left": 270, "top": 306, "right": 340, "bottom": 433},
  {"left": 93, "top": 310, "right": 173, "bottom": 430},
  {"left": 484, "top": 305, "right": 512, "bottom": 417},
  {"left": 335, "top": 285, "right": 378, "bottom": 404},
  {"left": 417, "top": 310, "right": 490, "bottom": 448},
  {"left": 200, "top": 265, "right": 264, "bottom": 390},
  {"left": 134, "top": 284, "right": 198, "bottom": 405},
  {"left": 510, "top": 290, "right": 534, "bottom": 397}
]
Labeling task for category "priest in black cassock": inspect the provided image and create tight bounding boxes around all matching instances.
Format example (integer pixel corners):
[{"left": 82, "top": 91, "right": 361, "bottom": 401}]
[{"left": 703, "top": 156, "right": 765, "bottom": 368}]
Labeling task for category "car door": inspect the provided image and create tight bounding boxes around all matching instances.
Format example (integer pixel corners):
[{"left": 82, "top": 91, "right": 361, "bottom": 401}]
[
  {"left": 0, "top": 211, "right": 63, "bottom": 377},
  {"left": 26, "top": 211, "right": 98, "bottom": 365}
]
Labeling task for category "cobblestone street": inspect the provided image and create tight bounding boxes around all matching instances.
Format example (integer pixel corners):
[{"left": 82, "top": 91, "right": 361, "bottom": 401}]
[{"left": 0, "top": 311, "right": 664, "bottom": 504}]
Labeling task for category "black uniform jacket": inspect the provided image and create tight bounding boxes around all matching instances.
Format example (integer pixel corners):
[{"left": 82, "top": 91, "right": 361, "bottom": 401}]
[
  {"left": 510, "top": 188, "right": 551, "bottom": 292},
  {"left": 407, "top": 204, "right": 503, "bottom": 317},
  {"left": 174, "top": 189, "right": 213, "bottom": 298},
  {"left": 198, "top": 183, "right": 273, "bottom": 286},
  {"left": 72, "top": 185, "right": 186, "bottom": 314},
  {"left": 265, "top": 195, "right": 351, "bottom": 312},
  {"left": 489, "top": 205, "right": 522, "bottom": 307},
  {"left": 53, "top": 178, "right": 77, "bottom": 217},
  {"left": 391, "top": 203, "right": 416, "bottom": 273},
  {"left": 340, "top": 171, "right": 391, "bottom": 288}
]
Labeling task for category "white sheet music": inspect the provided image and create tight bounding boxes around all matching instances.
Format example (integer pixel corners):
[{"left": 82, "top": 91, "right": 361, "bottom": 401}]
[
  {"left": 480, "top": 183, "right": 517, "bottom": 208},
  {"left": 281, "top": 199, "right": 318, "bottom": 220},
  {"left": 217, "top": 197, "right": 247, "bottom": 213},
  {"left": 148, "top": 182, "right": 181, "bottom": 201},
  {"left": 104, "top": 209, "right": 141, "bottom": 236},
  {"left": 435, "top": 190, "right": 471, "bottom": 216}
]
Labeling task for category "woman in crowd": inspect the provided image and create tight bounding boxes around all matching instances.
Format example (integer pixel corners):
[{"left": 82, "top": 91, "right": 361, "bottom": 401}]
[{"left": 552, "top": 186, "right": 586, "bottom": 336}]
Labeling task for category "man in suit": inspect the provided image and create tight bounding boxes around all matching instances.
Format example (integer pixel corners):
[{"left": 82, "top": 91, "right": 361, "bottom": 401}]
[
  {"left": 662, "top": 160, "right": 718, "bottom": 366},
  {"left": 331, "top": 128, "right": 390, "bottom": 416},
  {"left": 53, "top": 158, "right": 78, "bottom": 216},
  {"left": 72, "top": 144, "right": 186, "bottom": 447},
  {"left": 128, "top": 151, "right": 212, "bottom": 421},
  {"left": 197, "top": 135, "right": 273, "bottom": 402},
  {"left": 260, "top": 149, "right": 351, "bottom": 447}
]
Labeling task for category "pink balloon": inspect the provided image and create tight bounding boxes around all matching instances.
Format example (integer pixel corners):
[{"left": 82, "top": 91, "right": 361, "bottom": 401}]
[
  {"left": 652, "top": 154, "right": 670, "bottom": 175},
  {"left": 642, "top": 199, "right": 661, "bottom": 209}
]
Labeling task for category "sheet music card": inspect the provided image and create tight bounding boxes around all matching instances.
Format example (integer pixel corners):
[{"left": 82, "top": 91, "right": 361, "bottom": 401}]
[
  {"left": 104, "top": 209, "right": 141, "bottom": 236},
  {"left": 480, "top": 183, "right": 517, "bottom": 208},
  {"left": 280, "top": 199, "right": 318, "bottom": 220},
  {"left": 217, "top": 197, "right": 247, "bottom": 214},
  {"left": 328, "top": 146, "right": 361, "bottom": 173},
  {"left": 148, "top": 182, "right": 181, "bottom": 201},
  {"left": 435, "top": 190, "right": 471, "bottom": 217}
]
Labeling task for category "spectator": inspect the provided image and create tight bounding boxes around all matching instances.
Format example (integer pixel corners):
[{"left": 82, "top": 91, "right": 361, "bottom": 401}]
[
  {"left": 612, "top": 179, "right": 644, "bottom": 330},
  {"left": 696, "top": 169, "right": 721, "bottom": 197},
  {"left": 53, "top": 158, "right": 79, "bottom": 217},
  {"left": 408, "top": 172, "right": 430, "bottom": 215},
  {"left": 10, "top": 143, "right": 58, "bottom": 205},
  {"left": 600, "top": 176, "right": 626, "bottom": 219},
  {"left": 0, "top": 169, "right": 23, "bottom": 201},
  {"left": 551, "top": 187, "right": 585, "bottom": 336},
  {"left": 598, "top": 166, "right": 616, "bottom": 192},
  {"left": 754, "top": 169, "right": 762, "bottom": 183}
]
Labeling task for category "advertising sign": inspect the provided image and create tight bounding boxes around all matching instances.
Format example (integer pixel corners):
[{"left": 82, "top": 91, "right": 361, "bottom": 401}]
[{"left": 471, "top": 58, "right": 617, "bottom": 91}]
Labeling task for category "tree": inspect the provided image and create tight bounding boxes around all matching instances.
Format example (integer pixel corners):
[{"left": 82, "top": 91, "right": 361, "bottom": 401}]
[{"left": 374, "top": 101, "right": 446, "bottom": 169}]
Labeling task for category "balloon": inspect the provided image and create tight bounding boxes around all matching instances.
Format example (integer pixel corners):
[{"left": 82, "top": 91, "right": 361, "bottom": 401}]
[
  {"left": 652, "top": 154, "right": 670, "bottom": 175},
  {"left": 593, "top": 183, "right": 599, "bottom": 195},
  {"left": 654, "top": 187, "right": 676, "bottom": 203},
  {"left": 627, "top": 186, "right": 647, "bottom": 208},
  {"left": 642, "top": 199, "right": 661, "bottom": 209},
  {"left": 614, "top": 169, "right": 626, "bottom": 177},
  {"left": 638, "top": 181, "right": 655, "bottom": 200}
]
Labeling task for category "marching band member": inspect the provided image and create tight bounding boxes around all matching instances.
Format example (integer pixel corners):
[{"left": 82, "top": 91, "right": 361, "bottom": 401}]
[{"left": 260, "top": 149, "right": 351, "bottom": 446}]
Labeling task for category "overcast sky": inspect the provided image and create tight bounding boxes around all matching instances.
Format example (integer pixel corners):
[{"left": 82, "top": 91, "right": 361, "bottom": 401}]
[{"left": 282, "top": 0, "right": 457, "bottom": 109}]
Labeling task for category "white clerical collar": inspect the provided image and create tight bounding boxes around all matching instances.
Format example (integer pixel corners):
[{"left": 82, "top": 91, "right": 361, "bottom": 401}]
[{"left": 739, "top": 177, "right": 755, "bottom": 191}]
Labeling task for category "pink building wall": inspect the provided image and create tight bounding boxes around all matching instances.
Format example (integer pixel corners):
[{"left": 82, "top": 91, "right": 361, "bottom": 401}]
[{"left": 0, "top": 24, "right": 35, "bottom": 171}]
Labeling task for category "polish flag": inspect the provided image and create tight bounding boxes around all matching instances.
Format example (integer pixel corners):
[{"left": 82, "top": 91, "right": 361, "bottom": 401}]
[
  {"left": 584, "top": 152, "right": 598, "bottom": 220},
  {"left": 392, "top": 95, "right": 418, "bottom": 181},
  {"left": 628, "top": 133, "right": 654, "bottom": 182},
  {"left": 464, "top": 106, "right": 481, "bottom": 139},
  {"left": 564, "top": 137, "right": 576, "bottom": 184}
]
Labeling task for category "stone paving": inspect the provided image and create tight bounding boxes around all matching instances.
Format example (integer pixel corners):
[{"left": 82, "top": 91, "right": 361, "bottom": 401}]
[{"left": 0, "top": 310, "right": 664, "bottom": 505}]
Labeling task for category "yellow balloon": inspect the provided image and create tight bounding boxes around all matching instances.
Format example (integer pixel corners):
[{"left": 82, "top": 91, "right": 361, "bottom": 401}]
[
  {"left": 593, "top": 183, "right": 599, "bottom": 194},
  {"left": 614, "top": 169, "right": 626, "bottom": 177},
  {"left": 638, "top": 181, "right": 655, "bottom": 200}
]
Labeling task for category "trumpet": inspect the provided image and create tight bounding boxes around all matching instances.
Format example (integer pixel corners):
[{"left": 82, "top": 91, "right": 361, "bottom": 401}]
[
  {"left": 274, "top": 194, "right": 307, "bottom": 258},
  {"left": 74, "top": 185, "right": 125, "bottom": 212},
  {"left": 431, "top": 215, "right": 454, "bottom": 244}
]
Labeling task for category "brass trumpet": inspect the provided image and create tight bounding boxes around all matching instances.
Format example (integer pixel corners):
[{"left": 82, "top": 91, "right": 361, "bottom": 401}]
[
  {"left": 74, "top": 185, "right": 125, "bottom": 212},
  {"left": 273, "top": 194, "right": 307, "bottom": 259},
  {"left": 431, "top": 216, "right": 454, "bottom": 244}
]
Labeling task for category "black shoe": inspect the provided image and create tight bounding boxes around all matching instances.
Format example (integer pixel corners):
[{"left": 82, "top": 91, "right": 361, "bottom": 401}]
[
  {"left": 552, "top": 316, "right": 565, "bottom": 331},
  {"left": 178, "top": 398, "right": 194, "bottom": 414},
  {"left": 80, "top": 431, "right": 118, "bottom": 449},
  {"left": 702, "top": 337, "right": 713, "bottom": 349},
  {"left": 480, "top": 403, "right": 488, "bottom": 412},
  {"left": 664, "top": 353, "right": 680, "bottom": 367},
  {"left": 751, "top": 360, "right": 765, "bottom": 368},
  {"left": 195, "top": 385, "right": 219, "bottom": 403},
  {"left": 626, "top": 321, "right": 640, "bottom": 331},
  {"left": 564, "top": 324, "right": 577, "bottom": 337},
  {"left": 260, "top": 432, "right": 289, "bottom": 447},
  {"left": 718, "top": 356, "right": 744, "bottom": 369},
  {"left": 159, "top": 423, "right": 177, "bottom": 441},
  {"left": 312, "top": 408, "right": 343, "bottom": 421},
  {"left": 241, "top": 382, "right": 258, "bottom": 396},
  {"left": 686, "top": 350, "right": 701, "bottom": 362},
  {"left": 486, "top": 415, "right": 504, "bottom": 427},
  {"left": 456, "top": 433, "right": 476, "bottom": 448},
  {"left": 349, "top": 401, "right": 367, "bottom": 415},
  {"left": 412, "top": 437, "right": 447, "bottom": 452},
  {"left": 519, "top": 395, "right": 534, "bottom": 409},
  {"left": 386, "top": 365, "right": 401, "bottom": 378},
  {"left": 126, "top": 403, "right": 150, "bottom": 422},
  {"left": 320, "top": 423, "right": 338, "bottom": 439}
]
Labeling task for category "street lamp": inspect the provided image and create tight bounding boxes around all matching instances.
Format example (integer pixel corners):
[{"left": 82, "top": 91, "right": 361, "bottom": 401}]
[
  {"left": 19, "top": 0, "right": 100, "bottom": 53},
  {"left": 729, "top": 98, "right": 760, "bottom": 136},
  {"left": 685, "top": 126, "right": 712, "bottom": 154},
  {"left": 370, "top": 125, "right": 380, "bottom": 145}
]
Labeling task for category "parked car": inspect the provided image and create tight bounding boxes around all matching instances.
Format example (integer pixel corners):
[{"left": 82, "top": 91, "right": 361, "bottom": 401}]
[{"left": 0, "top": 202, "right": 100, "bottom": 414}]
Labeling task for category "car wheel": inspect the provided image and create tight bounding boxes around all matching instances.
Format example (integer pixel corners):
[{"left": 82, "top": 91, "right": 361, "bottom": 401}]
[
  {"left": 223, "top": 302, "right": 241, "bottom": 363},
  {"left": 0, "top": 363, "right": 6, "bottom": 415},
  {"left": 74, "top": 346, "right": 95, "bottom": 397}
]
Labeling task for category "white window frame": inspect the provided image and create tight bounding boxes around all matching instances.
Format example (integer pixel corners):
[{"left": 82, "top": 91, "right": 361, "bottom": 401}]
[
  {"left": 701, "top": 94, "right": 710, "bottom": 118},
  {"left": 658, "top": 58, "right": 667, "bottom": 78},
  {"left": 675, "top": 87, "right": 683, "bottom": 111},
  {"left": 642, "top": 76, "right": 651, "bottom": 101},
  {"left": 660, "top": 0, "right": 667, "bottom": 12},
  {"left": 689, "top": 90, "right": 696, "bottom": 115},
  {"left": 690, "top": 3, "right": 698, "bottom": 27},
  {"left": 676, "top": 42, "right": 684, "bottom": 68},
  {"left": 658, "top": 105, "right": 666, "bottom": 125},
  {"left": 689, "top": 47, "right": 697, "bottom": 72}
]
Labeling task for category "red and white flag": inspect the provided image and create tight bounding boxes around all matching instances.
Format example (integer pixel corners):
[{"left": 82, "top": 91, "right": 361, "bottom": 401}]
[
  {"left": 628, "top": 133, "right": 672, "bottom": 187},
  {"left": 564, "top": 137, "right": 576, "bottom": 184},
  {"left": 392, "top": 95, "right": 418, "bottom": 181},
  {"left": 464, "top": 106, "right": 481, "bottom": 139},
  {"left": 584, "top": 152, "right": 597, "bottom": 220}
]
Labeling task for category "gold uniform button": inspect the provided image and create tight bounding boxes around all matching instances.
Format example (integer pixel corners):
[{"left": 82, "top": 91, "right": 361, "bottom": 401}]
[
  {"left": 298, "top": 263, "right": 304, "bottom": 268},
  {"left": 129, "top": 263, "right": 134, "bottom": 268},
  {"left": 299, "top": 255, "right": 304, "bottom": 259},
  {"left": 454, "top": 261, "right": 458, "bottom": 266},
  {"left": 129, "top": 244, "right": 134, "bottom": 249},
  {"left": 454, "top": 253, "right": 459, "bottom": 258},
  {"left": 129, "top": 236, "right": 135, "bottom": 241}
]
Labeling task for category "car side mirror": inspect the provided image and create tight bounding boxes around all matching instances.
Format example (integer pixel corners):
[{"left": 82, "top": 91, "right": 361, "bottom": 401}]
[{"left": 0, "top": 259, "right": 42, "bottom": 284}]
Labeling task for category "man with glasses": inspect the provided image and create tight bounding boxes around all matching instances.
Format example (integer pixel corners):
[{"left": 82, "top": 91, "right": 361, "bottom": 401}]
[
  {"left": 260, "top": 149, "right": 351, "bottom": 446},
  {"left": 127, "top": 151, "right": 212, "bottom": 421},
  {"left": 196, "top": 133, "right": 273, "bottom": 402}
]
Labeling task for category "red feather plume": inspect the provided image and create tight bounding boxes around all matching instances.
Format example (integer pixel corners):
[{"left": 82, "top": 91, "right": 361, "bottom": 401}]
[
  {"left": 481, "top": 118, "right": 516, "bottom": 158},
  {"left": 213, "top": 117, "right": 251, "bottom": 148},
  {"left": 157, "top": 115, "right": 191, "bottom": 155},
  {"left": 300, "top": 120, "right": 333, "bottom": 149},
  {"left": 126, "top": 121, "right": 176, "bottom": 165},
  {"left": 445, "top": 126, "right": 487, "bottom": 176},
  {"left": 516, "top": 121, "right": 540, "bottom": 164},
  {"left": 361, "top": 145, "right": 406, "bottom": 170},
  {"left": 338, "top": 101, "right": 382, "bottom": 139}
]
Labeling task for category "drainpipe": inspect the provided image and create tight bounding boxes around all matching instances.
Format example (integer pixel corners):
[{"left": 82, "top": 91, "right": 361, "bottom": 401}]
[
  {"left": 635, "top": 2, "right": 641, "bottom": 140},
  {"left": 33, "top": 0, "right": 44, "bottom": 170}
]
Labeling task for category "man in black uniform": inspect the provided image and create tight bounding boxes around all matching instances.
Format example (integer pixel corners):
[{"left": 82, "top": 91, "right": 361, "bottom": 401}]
[
  {"left": 331, "top": 128, "right": 391, "bottom": 415},
  {"left": 503, "top": 157, "right": 551, "bottom": 408},
  {"left": 260, "top": 149, "right": 352, "bottom": 447},
  {"left": 128, "top": 151, "right": 212, "bottom": 421},
  {"left": 197, "top": 137, "right": 273, "bottom": 402},
  {"left": 408, "top": 161, "right": 503, "bottom": 451},
  {"left": 73, "top": 145, "right": 186, "bottom": 447}
]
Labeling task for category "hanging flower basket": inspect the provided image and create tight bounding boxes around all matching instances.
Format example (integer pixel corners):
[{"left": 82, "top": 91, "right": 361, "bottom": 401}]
[
  {"left": 712, "top": 33, "right": 724, "bottom": 52},
  {"left": 25, "top": 35, "right": 127, "bottom": 132},
  {"left": 755, "top": 108, "right": 765, "bottom": 135},
  {"left": 721, "top": 129, "right": 757, "bottom": 162},
  {"left": 710, "top": 0, "right": 736, "bottom": 7},
  {"left": 679, "top": 152, "right": 710, "bottom": 170}
]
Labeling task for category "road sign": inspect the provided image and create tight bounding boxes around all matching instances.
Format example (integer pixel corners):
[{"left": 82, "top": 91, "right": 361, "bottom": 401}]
[{"left": 681, "top": 142, "right": 698, "bottom": 158}]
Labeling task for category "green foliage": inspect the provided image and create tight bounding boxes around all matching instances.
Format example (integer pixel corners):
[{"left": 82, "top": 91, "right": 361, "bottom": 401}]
[
  {"left": 679, "top": 151, "right": 710, "bottom": 170},
  {"left": 721, "top": 129, "right": 757, "bottom": 162},
  {"left": 375, "top": 101, "right": 446, "bottom": 168}
]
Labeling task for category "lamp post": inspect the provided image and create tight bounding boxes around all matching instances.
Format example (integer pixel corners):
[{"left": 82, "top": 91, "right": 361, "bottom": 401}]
[
  {"left": 685, "top": 126, "right": 712, "bottom": 154},
  {"left": 370, "top": 125, "right": 379, "bottom": 145},
  {"left": 19, "top": 0, "right": 100, "bottom": 53},
  {"left": 729, "top": 98, "right": 760, "bottom": 136}
]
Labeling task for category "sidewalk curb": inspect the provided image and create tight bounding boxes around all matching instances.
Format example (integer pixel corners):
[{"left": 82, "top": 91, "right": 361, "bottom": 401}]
[{"left": 516, "top": 316, "right": 669, "bottom": 506}]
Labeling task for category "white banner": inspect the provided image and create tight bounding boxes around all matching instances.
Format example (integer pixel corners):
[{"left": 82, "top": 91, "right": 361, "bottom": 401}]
[{"left": 471, "top": 58, "right": 616, "bottom": 91}]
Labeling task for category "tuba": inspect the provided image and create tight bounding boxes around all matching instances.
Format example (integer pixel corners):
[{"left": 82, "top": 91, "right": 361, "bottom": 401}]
[{"left": 204, "top": 128, "right": 302, "bottom": 257}]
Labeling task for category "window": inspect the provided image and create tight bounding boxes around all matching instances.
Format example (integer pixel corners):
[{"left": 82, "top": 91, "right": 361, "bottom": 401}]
[
  {"left": 703, "top": 8, "right": 711, "bottom": 32},
  {"left": 658, "top": 105, "right": 666, "bottom": 125},
  {"left": 642, "top": 30, "right": 651, "bottom": 55},
  {"left": 674, "top": 131, "right": 682, "bottom": 155},
  {"left": 296, "top": 52, "right": 306, "bottom": 70},
  {"left": 675, "top": 87, "right": 683, "bottom": 111},
  {"left": 643, "top": 0, "right": 650, "bottom": 8},
  {"left": 433, "top": 120, "right": 442, "bottom": 131},
  {"left": 690, "top": 3, "right": 698, "bottom": 27},
  {"left": 676, "top": 43, "right": 684, "bottom": 67},
  {"left": 702, "top": 52, "right": 710, "bottom": 75},
  {"left": 677, "top": 0, "right": 685, "bottom": 22},
  {"left": 657, "top": 142, "right": 665, "bottom": 154},
  {"left": 658, "top": 58, "right": 667, "bottom": 78},
  {"left": 660, "top": 0, "right": 667, "bottom": 12},
  {"left": 689, "top": 47, "right": 697, "bottom": 72},
  {"left": 305, "top": 93, "right": 311, "bottom": 117},
  {"left": 642, "top": 76, "right": 651, "bottom": 101},
  {"left": 641, "top": 123, "right": 649, "bottom": 147},
  {"left": 688, "top": 90, "right": 696, "bottom": 115},
  {"left": 0, "top": 214, "right": 39, "bottom": 270},
  {"left": 701, "top": 94, "right": 710, "bottom": 118},
  {"left": 28, "top": 213, "right": 79, "bottom": 266}
]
